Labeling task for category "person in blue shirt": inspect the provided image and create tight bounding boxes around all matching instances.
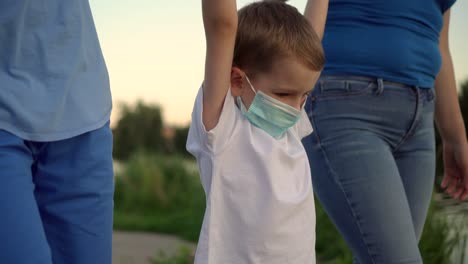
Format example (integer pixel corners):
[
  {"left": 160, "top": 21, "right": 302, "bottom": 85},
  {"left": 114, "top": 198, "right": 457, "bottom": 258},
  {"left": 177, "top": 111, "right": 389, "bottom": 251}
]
[
  {"left": 0, "top": 1, "right": 113, "bottom": 263},
  {"left": 302, "top": 0, "right": 467, "bottom": 263}
]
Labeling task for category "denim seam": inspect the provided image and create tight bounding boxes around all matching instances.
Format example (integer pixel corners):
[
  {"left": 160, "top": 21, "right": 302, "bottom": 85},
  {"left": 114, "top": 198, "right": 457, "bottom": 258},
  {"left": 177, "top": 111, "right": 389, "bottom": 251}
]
[
  {"left": 25, "top": 141, "right": 49, "bottom": 162},
  {"left": 391, "top": 257, "right": 424, "bottom": 264},
  {"left": 308, "top": 103, "right": 377, "bottom": 264},
  {"left": 42, "top": 216, "right": 99, "bottom": 237},
  {"left": 315, "top": 89, "right": 374, "bottom": 101},
  {"left": 393, "top": 88, "right": 421, "bottom": 153}
]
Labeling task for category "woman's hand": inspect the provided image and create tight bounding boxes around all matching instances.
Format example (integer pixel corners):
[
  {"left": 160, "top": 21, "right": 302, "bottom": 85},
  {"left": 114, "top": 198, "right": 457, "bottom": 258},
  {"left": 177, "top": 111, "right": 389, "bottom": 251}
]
[{"left": 441, "top": 141, "right": 468, "bottom": 200}]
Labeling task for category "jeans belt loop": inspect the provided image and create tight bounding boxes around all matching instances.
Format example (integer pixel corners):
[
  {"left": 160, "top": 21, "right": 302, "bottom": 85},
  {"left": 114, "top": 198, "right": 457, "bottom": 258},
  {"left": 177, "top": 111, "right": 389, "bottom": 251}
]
[{"left": 377, "top": 78, "right": 384, "bottom": 95}]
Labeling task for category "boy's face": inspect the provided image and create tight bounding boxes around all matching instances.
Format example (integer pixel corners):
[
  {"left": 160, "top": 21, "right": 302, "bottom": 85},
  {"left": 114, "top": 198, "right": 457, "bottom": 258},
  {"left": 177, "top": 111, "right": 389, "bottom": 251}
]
[{"left": 232, "top": 56, "right": 321, "bottom": 111}]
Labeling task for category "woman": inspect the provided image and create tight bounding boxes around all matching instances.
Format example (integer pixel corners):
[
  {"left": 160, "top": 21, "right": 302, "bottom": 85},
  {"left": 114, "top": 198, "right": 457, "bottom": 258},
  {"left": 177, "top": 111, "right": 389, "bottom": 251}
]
[
  {"left": 302, "top": 0, "right": 467, "bottom": 263},
  {"left": 0, "top": 1, "right": 113, "bottom": 263}
]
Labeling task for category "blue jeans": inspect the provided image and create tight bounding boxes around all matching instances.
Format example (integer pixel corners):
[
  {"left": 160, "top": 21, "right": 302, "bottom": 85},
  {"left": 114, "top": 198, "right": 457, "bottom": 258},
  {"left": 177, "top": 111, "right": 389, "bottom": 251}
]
[
  {"left": 0, "top": 122, "right": 114, "bottom": 264},
  {"left": 302, "top": 76, "right": 436, "bottom": 264}
]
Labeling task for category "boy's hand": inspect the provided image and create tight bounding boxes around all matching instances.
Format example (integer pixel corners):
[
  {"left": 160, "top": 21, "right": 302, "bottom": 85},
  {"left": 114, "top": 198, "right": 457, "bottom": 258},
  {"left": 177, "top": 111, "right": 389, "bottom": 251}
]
[{"left": 304, "top": 0, "right": 329, "bottom": 39}]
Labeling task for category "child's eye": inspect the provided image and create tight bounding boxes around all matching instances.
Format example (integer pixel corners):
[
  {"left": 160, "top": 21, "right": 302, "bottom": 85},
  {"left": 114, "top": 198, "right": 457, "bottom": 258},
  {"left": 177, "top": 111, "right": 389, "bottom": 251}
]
[{"left": 275, "top": 93, "right": 290, "bottom": 97}]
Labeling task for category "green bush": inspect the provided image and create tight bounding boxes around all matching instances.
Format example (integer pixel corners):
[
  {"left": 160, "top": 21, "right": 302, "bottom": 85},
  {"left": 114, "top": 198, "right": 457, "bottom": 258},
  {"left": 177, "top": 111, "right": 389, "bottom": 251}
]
[
  {"left": 113, "top": 152, "right": 205, "bottom": 241},
  {"left": 421, "top": 204, "right": 467, "bottom": 264},
  {"left": 420, "top": 203, "right": 456, "bottom": 263}
]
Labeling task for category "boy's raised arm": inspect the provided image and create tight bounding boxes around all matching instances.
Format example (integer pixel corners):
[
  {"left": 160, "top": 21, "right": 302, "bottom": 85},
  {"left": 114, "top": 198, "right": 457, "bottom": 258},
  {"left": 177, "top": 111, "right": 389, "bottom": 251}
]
[
  {"left": 304, "top": 0, "right": 329, "bottom": 40},
  {"left": 202, "top": 0, "right": 238, "bottom": 131}
]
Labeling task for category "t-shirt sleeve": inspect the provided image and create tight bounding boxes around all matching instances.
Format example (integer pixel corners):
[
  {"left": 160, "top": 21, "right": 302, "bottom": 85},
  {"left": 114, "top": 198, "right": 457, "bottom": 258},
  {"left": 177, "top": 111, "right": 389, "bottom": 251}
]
[
  {"left": 442, "top": 0, "right": 456, "bottom": 13},
  {"left": 186, "top": 85, "right": 239, "bottom": 156}
]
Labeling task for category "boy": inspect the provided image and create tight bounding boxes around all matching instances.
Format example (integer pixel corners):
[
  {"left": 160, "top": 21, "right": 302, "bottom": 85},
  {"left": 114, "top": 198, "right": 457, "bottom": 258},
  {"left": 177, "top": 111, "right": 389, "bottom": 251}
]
[{"left": 187, "top": 0, "right": 327, "bottom": 263}]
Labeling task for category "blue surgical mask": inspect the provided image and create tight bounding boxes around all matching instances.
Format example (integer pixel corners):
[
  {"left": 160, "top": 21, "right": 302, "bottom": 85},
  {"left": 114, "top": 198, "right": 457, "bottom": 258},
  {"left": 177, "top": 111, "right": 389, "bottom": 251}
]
[{"left": 237, "top": 75, "right": 302, "bottom": 139}]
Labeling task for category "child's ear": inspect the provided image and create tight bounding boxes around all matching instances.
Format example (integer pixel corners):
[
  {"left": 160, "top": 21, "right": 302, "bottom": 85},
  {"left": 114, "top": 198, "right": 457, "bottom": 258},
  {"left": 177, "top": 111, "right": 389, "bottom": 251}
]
[{"left": 230, "top": 67, "right": 244, "bottom": 97}]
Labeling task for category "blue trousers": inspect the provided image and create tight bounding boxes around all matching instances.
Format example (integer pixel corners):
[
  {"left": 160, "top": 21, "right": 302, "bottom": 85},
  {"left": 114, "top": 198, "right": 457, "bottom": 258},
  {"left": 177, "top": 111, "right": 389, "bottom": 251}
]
[
  {"left": 0, "top": 123, "right": 114, "bottom": 264},
  {"left": 303, "top": 76, "right": 436, "bottom": 264}
]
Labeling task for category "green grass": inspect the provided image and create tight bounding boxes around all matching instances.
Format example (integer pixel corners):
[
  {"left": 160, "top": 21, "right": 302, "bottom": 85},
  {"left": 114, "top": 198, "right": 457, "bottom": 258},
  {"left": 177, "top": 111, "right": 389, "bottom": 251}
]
[{"left": 151, "top": 246, "right": 194, "bottom": 264}]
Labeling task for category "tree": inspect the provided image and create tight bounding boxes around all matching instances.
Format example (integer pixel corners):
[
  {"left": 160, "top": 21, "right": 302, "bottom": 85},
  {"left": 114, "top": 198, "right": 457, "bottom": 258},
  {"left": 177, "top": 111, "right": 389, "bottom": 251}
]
[
  {"left": 113, "top": 101, "right": 165, "bottom": 161},
  {"left": 173, "top": 125, "right": 191, "bottom": 157}
]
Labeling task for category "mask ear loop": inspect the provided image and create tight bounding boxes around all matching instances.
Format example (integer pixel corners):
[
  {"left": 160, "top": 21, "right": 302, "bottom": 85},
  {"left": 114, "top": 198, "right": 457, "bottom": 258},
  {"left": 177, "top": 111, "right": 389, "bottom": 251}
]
[
  {"left": 301, "top": 98, "right": 307, "bottom": 109},
  {"left": 244, "top": 75, "right": 257, "bottom": 95}
]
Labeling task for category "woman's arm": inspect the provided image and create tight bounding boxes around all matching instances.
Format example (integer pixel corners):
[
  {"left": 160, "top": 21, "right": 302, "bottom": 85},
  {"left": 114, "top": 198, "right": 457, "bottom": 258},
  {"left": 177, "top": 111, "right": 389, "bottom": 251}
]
[
  {"left": 435, "top": 10, "right": 465, "bottom": 144},
  {"left": 434, "top": 10, "right": 468, "bottom": 200},
  {"left": 202, "top": 0, "right": 238, "bottom": 131}
]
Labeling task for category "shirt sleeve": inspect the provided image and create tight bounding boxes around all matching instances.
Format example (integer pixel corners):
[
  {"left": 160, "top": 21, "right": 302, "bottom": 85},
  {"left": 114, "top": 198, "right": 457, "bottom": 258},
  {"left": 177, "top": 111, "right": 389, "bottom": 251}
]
[
  {"left": 442, "top": 0, "right": 456, "bottom": 13},
  {"left": 186, "top": 85, "right": 239, "bottom": 156}
]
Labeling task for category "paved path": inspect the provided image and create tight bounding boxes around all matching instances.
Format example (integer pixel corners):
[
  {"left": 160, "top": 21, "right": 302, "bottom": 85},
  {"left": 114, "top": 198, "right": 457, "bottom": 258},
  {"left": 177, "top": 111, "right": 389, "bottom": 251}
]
[
  {"left": 113, "top": 231, "right": 196, "bottom": 264},
  {"left": 113, "top": 231, "right": 326, "bottom": 264}
]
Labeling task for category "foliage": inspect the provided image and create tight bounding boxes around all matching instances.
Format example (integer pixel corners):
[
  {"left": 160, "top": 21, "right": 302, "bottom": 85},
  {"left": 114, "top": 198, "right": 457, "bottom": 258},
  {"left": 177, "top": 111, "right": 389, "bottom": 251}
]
[
  {"left": 113, "top": 101, "right": 165, "bottom": 161},
  {"left": 113, "top": 152, "right": 205, "bottom": 241},
  {"left": 173, "top": 126, "right": 191, "bottom": 157}
]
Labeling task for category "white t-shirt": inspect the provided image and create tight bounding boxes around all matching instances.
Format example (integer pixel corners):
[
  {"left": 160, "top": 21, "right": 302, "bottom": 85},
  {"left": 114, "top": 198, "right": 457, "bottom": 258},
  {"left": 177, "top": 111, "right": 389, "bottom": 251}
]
[{"left": 186, "top": 87, "right": 316, "bottom": 264}]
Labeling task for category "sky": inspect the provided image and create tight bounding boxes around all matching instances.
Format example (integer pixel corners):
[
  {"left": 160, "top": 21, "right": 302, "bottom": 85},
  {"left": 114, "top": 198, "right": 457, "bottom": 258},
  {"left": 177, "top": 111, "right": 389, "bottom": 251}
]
[{"left": 89, "top": 0, "right": 468, "bottom": 127}]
